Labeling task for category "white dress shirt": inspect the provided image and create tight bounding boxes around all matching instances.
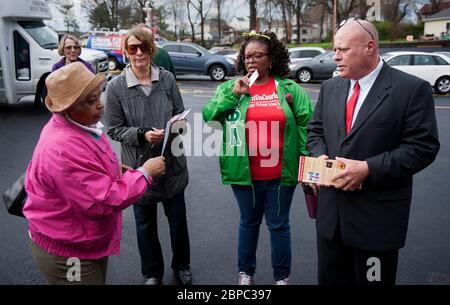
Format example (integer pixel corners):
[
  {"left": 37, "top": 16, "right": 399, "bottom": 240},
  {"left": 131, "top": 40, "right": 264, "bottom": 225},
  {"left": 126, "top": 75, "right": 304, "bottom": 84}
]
[
  {"left": 65, "top": 115, "right": 104, "bottom": 137},
  {"left": 347, "top": 57, "right": 384, "bottom": 127}
]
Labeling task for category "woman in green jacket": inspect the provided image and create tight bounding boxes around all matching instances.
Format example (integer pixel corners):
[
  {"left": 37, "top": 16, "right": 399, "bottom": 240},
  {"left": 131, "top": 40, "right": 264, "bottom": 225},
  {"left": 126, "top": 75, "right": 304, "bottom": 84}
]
[{"left": 202, "top": 30, "right": 313, "bottom": 285}]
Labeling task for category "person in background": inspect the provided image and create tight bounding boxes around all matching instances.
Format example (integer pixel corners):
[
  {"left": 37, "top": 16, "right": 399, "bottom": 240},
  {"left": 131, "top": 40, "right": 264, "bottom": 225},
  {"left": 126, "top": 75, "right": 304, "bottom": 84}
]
[
  {"left": 105, "top": 26, "right": 191, "bottom": 286},
  {"left": 23, "top": 62, "right": 165, "bottom": 285},
  {"left": 202, "top": 30, "right": 313, "bottom": 285},
  {"left": 307, "top": 19, "right": 440, "bottom": 285},
  {"left": 153, "top": 46, "right": 176, "bottom": 77},
  {"left": 52, "top": 34, "right": 94, "bottom": 73}
]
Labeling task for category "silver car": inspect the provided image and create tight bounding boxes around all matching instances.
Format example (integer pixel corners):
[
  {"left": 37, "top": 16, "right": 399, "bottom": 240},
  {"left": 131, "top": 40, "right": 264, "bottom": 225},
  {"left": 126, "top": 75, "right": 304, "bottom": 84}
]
[{"left": 289, "top": 51, "right": 336, "bottom": 83}]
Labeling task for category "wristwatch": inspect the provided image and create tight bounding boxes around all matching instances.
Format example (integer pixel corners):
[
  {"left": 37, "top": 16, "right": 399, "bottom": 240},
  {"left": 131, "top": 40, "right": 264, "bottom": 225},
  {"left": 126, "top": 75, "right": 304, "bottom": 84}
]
[{"left": 137, "top": 127, "right": 151, "bottom": 145}]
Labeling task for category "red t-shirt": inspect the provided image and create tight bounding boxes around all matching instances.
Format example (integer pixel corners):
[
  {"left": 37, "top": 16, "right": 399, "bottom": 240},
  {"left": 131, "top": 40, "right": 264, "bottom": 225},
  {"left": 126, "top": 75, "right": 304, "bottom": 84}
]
[{"left": 246, "top": 78, "right": 286, "bottom": 180}]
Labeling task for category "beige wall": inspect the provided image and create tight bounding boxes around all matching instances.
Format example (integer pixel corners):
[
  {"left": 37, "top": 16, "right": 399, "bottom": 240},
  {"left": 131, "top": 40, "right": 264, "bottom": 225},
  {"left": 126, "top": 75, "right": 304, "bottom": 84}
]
[{"left": 424, "top": 19, "right": 450, "bottom": 38}]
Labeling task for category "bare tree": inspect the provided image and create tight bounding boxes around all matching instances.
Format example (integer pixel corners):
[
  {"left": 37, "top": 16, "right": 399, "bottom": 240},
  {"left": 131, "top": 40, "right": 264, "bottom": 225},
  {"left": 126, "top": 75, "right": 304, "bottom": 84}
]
[
  {"left": 59, "top": 0, "right": 77, "bottom": 32},
  {"left": 135, "top": 0, "right": 150, "bottom": 23},
  {"left": 261, "top": 0, "right": 274, "bottom": 30},
  {"left": 250, "top": 0, "right": 257, "bottom": 30},
  {"left": 217, "top": 0, "right": 225, "bottom": 42},
  {"left": 117, "top": 1, "right": 140, "bottom": 29},
  {"left": 48, "top": 0, "right": 79, "bottom": 33},
  {"left": 294, "top": 0, "right": 303, "bottom": 44},
  {"left": 381, "top": 0, "right": 409, "bottom": 23},
  {"left": 83, "top": 0, "right": 121, "bottom": 30},
  {"left": 273, "top": 0, "right": 294, "bottom": 42},
  {"left": 355, "top": 0, "right": 372, "bottom": 20},
  {"left": 187, "top": 0, "right": 196, "bottom": 41},
  {"left": 186, "top": 0, "right": 213, "bottom": 46},
  {"left": 168, "top": 0, "right": 186, "bottom": 41}
]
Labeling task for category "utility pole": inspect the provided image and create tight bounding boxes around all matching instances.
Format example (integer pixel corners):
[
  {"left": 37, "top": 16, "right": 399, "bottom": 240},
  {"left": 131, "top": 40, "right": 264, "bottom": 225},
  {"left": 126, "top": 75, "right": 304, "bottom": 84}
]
[
  {"left": 143, "top": 1, "right": 152, "bottom": 29},
  {"left": 218, "top": 0, "right": 221, "bottom": 43},
  {"left": 333, "top": 0, "right": 337, "bottom": 39}
]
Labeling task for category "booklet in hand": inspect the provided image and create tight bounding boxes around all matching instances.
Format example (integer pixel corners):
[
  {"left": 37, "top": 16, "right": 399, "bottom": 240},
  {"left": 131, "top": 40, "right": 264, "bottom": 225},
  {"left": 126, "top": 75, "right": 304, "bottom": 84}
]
[
  {"left": 161, "top": 109, "right": 191, "bottom": 156},
  {"left": 298, "top": 156, "right": 346, "bottom": 186}
]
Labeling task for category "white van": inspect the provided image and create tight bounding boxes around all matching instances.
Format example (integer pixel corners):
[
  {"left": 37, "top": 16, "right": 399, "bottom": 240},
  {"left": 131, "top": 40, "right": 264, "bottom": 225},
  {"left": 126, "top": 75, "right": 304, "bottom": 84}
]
[{"left": 0, "top": 0, "right": 108, "bottom": 105}]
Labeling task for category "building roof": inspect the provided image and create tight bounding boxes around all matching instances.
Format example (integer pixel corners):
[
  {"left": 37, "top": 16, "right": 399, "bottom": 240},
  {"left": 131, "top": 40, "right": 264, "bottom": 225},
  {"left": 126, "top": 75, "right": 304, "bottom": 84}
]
[
  {"left": 424, "top": 7, "right": 450, "bottom": 21},
  {"left": 420, "top": 2, "right": 450, "bottom": 16},
  {"left": 303, "top": 5, "right": 330, "bottom": 24}
]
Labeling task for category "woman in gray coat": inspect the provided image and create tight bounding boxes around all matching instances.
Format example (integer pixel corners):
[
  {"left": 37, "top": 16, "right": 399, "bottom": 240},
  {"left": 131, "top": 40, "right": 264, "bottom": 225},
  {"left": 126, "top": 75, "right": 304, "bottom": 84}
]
[{"left": 104, "top": 26, "right": 191, "bottom": 285}]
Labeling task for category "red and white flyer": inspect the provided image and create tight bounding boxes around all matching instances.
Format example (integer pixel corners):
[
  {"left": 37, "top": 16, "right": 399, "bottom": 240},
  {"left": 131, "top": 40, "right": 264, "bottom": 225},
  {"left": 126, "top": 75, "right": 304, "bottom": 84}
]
[{"left": 298, "top": 156, "right": 346, "bottom": 185}]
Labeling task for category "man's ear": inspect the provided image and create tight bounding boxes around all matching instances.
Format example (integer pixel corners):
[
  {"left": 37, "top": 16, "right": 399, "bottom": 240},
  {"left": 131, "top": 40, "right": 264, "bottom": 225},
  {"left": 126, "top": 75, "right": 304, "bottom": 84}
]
[{"left": 366, "top": 40, "right": 377, "bottom": 55}]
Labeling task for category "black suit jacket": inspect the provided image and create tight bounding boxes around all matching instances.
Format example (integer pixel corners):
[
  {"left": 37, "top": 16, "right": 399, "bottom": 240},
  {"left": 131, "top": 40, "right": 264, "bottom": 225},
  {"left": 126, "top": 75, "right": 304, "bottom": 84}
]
[{"left": 307, "top": 64, "right": 440, "bottom": 251}]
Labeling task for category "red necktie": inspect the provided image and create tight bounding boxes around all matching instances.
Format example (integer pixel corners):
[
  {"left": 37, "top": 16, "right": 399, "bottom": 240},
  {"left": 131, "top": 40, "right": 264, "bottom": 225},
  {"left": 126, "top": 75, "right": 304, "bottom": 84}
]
[{"left": 345, "top": 81, "right": 360, "bottom": 134}]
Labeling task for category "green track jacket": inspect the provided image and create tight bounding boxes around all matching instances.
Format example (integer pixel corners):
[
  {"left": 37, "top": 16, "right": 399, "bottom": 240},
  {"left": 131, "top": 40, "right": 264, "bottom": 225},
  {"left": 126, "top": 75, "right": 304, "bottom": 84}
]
[{"left": 202, "top": 76, "right": 313, "bottom": 186}]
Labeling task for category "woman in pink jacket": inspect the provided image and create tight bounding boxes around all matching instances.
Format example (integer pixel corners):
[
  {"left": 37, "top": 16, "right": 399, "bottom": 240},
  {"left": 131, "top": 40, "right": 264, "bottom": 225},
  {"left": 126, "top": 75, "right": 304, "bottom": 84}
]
[{"left": 23, "top": 62, "right": 166, "bottom": 285}]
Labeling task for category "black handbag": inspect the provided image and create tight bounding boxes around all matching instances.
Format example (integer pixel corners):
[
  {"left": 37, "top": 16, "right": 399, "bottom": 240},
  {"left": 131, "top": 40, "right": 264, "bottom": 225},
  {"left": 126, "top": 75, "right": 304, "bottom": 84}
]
[{"left": 2, "top": 173, "right": 26, "bottom": 217}]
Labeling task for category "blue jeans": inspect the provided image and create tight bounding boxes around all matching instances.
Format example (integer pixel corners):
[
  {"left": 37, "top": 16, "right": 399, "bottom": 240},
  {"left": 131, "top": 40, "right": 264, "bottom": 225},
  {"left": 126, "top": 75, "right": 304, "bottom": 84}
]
[{"left": 231, "top": 179, "right": 296, "bottom": 281}]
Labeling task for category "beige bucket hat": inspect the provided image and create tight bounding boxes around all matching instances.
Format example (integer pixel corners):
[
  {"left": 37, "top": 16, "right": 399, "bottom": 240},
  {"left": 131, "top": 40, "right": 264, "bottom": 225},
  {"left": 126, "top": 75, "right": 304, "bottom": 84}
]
[{"left": 45, "top": 62, "right": 106, "bottom": 113}]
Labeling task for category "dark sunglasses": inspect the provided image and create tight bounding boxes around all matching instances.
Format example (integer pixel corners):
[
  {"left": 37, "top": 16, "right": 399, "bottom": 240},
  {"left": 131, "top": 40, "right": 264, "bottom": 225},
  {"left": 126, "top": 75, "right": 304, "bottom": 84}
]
[
  {"left": 338, "top": 18, "right": 375, "bottom": 41},
  {"left": 126, "top": 44, "right": 149, "bottom": 55}
]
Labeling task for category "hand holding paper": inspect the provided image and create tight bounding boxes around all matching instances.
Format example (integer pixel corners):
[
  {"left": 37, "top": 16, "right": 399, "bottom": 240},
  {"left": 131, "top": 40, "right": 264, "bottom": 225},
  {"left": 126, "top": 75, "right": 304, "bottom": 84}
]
[
  {"left": 161, "top": 109, "right": 191, "bottom": 156},
  {"left": 145, "top": 128, "right": 164, "bottom": 144},
  {"left": 248, "top": 69, "right": 259, "bottom": 87},
  {"left": 232, "top": 69, "right": 258, "bottom": 96},
  {"left": 298, "top": 156, "right": 346, "bottom": 186},
  {"left": 330, "top": 157, "right": 368, "bottom": 191}
]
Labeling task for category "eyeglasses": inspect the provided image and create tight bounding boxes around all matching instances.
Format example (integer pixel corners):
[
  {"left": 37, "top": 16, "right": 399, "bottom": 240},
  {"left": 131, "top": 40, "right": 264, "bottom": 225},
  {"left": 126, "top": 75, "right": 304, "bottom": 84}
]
[
  {"left": 243, "top": 52, "right": 269, "bottom": 63},
  {"left": 64, "top": 46, "right": 81, "bottom": 51},
  {"left": 126, "top": 44, "right": 149, "bottom": 55},
  {"left": 338, "top": 18, "right": 374, "bottom": 41}
]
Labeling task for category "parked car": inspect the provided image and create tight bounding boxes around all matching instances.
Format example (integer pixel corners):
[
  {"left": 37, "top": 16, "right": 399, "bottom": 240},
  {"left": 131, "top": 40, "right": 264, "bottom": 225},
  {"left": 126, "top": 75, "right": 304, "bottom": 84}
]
[
  {"left": 382, "top": 51, "right": 450, "bottom": 94},
  {"left": 159, "top": 42, "right": 236, "bottom": 81},
  {"left": 288, "top": 47, "right": 326, "bottom": 63},
  {"left": 289, "top": 51, "right": 336, "bottom": 83},
  {"left": 209, "top": 47, "right": 238, "bottom": 56},
  {"left": 434, "top": 51, "right": 450, "bottom": 60}
]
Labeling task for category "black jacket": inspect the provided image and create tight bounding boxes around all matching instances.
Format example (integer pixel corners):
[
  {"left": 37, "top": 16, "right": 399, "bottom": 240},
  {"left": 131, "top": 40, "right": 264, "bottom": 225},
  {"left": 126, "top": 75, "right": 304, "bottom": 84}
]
[{"left": 307, "top": 64, "right": 440, "bottom": 251}]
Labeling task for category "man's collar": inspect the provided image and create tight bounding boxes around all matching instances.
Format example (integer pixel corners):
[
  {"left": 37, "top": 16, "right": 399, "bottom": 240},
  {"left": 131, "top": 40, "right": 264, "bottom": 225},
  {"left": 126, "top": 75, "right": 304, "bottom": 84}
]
[{"left": 350, "top": 56, "right": 384, "bottom": 89}]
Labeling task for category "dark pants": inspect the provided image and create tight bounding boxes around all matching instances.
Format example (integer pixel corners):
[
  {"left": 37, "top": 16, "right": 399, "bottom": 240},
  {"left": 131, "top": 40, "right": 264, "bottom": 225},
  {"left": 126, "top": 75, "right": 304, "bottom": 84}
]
[
  {"left": 317, "top": 226, "right": 399, "bottom": 285},
  {"left": 232, "top": 179, "right": 296, "bottom": 281},
  {"left": 133, "top": 191, "right": 190, "bottom": 280}
]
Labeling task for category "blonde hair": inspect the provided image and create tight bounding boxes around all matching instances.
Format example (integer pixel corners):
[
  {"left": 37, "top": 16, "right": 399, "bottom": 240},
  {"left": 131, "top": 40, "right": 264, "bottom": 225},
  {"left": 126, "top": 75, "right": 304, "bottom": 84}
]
[
  {"left": 124, "top": 26, "right": 157, "bottom": 59},
  {"left": 58, "top": 34, "right": 81, "bottom": 56}
]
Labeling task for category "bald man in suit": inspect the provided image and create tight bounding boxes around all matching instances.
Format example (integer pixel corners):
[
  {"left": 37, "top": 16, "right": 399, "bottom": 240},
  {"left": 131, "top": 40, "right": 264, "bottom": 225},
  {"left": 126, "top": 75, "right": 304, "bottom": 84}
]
[{"left": 307, "top": 19, "right": 440, "bottom": 285}]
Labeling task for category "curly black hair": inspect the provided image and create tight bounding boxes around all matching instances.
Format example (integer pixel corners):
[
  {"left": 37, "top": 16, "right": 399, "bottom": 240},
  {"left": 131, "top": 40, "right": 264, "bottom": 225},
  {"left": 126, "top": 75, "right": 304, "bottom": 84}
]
[{"left": 235, "top": 30, "right": 290, "bottom": 77}]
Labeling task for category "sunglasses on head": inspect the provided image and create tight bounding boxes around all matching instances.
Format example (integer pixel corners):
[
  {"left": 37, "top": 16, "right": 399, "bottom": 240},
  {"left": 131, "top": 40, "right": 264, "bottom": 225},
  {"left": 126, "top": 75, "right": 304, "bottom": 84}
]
[
  {"left": 126, "top": 44, "right": 149, "bottom": 55},
  {"left": 338, "top": 17, "right": 375, "bottom": 41}
]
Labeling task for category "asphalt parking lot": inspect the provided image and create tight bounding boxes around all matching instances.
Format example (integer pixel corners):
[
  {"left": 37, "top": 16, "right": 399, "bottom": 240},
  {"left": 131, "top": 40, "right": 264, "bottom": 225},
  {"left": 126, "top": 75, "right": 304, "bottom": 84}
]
[{"left": 0, "top": 75, "right": 449, "bottom": 285}]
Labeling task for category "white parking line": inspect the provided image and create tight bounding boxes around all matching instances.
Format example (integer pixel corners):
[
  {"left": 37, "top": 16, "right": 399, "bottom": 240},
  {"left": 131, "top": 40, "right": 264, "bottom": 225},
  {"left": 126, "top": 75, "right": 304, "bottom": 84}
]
[
  {"left": 435, "top": 106, "right": 450, "bottom": 109},
  {"left": 193, "top": 95, "right": 213, "bottom": 98},
  {"left": 180, "top": 89, "right": 216, "bottom": 94}
]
